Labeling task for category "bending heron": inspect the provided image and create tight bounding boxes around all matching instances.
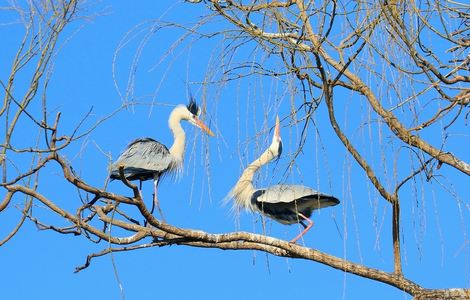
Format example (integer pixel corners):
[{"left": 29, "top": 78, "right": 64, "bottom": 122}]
[
  {"left": 110, "top": 99, "right": 214, "bottom": 216},
  {"left": 229, "top": 116, "right": 339, "bottom": 243}
]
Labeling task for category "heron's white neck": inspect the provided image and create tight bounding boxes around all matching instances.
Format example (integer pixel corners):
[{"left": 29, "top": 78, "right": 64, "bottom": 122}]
[
  {"left": 168, "top": 107, "right": 186, "bottom": 169},
  {"left": 231, "top": 147, "right": 277, "bottom": 210}
]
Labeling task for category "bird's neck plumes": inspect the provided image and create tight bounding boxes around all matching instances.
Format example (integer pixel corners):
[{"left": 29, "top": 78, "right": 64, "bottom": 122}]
[
  {"left": 231, "top": 147, "right": 277, "bottom": 210},
  {"left": 168, "top": 106, "right": 186, "bottom": 174}
]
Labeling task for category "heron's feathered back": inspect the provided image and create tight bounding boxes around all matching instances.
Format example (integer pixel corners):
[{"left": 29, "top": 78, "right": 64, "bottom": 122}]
[
  {"left": 110, "top": 138, "right": 175, "bottom": 181},
  {"left": 253, "top": 185, "right": 337, "bottom": 205},
  {"left": 251, "top": 184, "right": 340, "bottom": 225}
]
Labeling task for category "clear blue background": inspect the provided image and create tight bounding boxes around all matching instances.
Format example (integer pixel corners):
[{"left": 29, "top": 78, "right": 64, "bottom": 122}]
[{"left": 1, "top": 1, "right": 468, "bottom": 299}]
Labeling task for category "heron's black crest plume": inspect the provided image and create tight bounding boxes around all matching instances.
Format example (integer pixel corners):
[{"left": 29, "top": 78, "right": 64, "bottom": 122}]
[{"left": 187, "top": 98, "right": 200, "bottom": 116}]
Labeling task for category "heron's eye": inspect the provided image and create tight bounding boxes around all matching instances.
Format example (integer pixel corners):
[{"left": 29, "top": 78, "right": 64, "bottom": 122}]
[{"left": 278, "top": 140, "right": 283, "bottom": 156}]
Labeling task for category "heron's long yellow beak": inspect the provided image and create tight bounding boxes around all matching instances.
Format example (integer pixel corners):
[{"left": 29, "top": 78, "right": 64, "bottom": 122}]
[{"left": 195, "top": 118, "right": 215, "bottom": 137}]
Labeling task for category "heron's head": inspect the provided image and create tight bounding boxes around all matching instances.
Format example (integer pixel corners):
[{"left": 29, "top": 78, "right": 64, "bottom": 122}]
[
  {"left": 174, "top": 99, "right": 215, "bottom": 136},
  {"left": 268, "top": 115, "right": 282, "bottom": 158}
]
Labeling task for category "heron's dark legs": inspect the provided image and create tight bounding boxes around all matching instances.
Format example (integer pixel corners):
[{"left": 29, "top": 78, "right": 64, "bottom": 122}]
[
  {"left": 290, "top": 213, "right": 314, "bottom": 243},
  {"left": 137, "top": 180, "right": 143, "bottom": 199},
  {"left": 151, "top": 176, "right": 166, "bottom": 222}
]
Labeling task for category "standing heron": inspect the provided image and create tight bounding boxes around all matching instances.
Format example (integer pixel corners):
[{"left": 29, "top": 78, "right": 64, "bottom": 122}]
[
  {"left": 110, "top": 99, "right": 214, "bottom": 216},
  {"left": 229, "top": 116, "right": 339, "bottom": 243}
]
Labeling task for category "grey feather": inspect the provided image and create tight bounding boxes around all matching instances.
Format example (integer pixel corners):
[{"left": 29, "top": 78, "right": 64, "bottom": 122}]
[
  {"left": 251, "top": 184, "right": 339, "bottom": 225},
  {"left": 110, "top": 137, "right": 173, "bottom": 181}
]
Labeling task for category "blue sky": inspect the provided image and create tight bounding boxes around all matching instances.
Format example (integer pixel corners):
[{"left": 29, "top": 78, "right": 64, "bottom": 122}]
[{"left": 1, "top": 1, "right": 468, "bottom": 299}]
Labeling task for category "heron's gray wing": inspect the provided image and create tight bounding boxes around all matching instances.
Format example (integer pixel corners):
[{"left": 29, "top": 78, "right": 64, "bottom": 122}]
[
  {"left": 111, "top": 138, "right": 172, "bottom": 179},
  {"left": 254, "top": 184, "right": 339, "bottom": 209},
  {"left": 254, "top": 185, "right": 312, "bottom": 203},
  {"left": 251, "top": 185, "right": 339, "bottom": 224}
]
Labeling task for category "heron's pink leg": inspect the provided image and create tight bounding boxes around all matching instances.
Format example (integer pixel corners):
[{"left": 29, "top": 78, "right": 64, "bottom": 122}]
[
  {"left": 290, "top": 213, "right": 314, "bottom": 243},
  {"left": 152, "top": 178, "right": 166, "bottom": 222}
]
